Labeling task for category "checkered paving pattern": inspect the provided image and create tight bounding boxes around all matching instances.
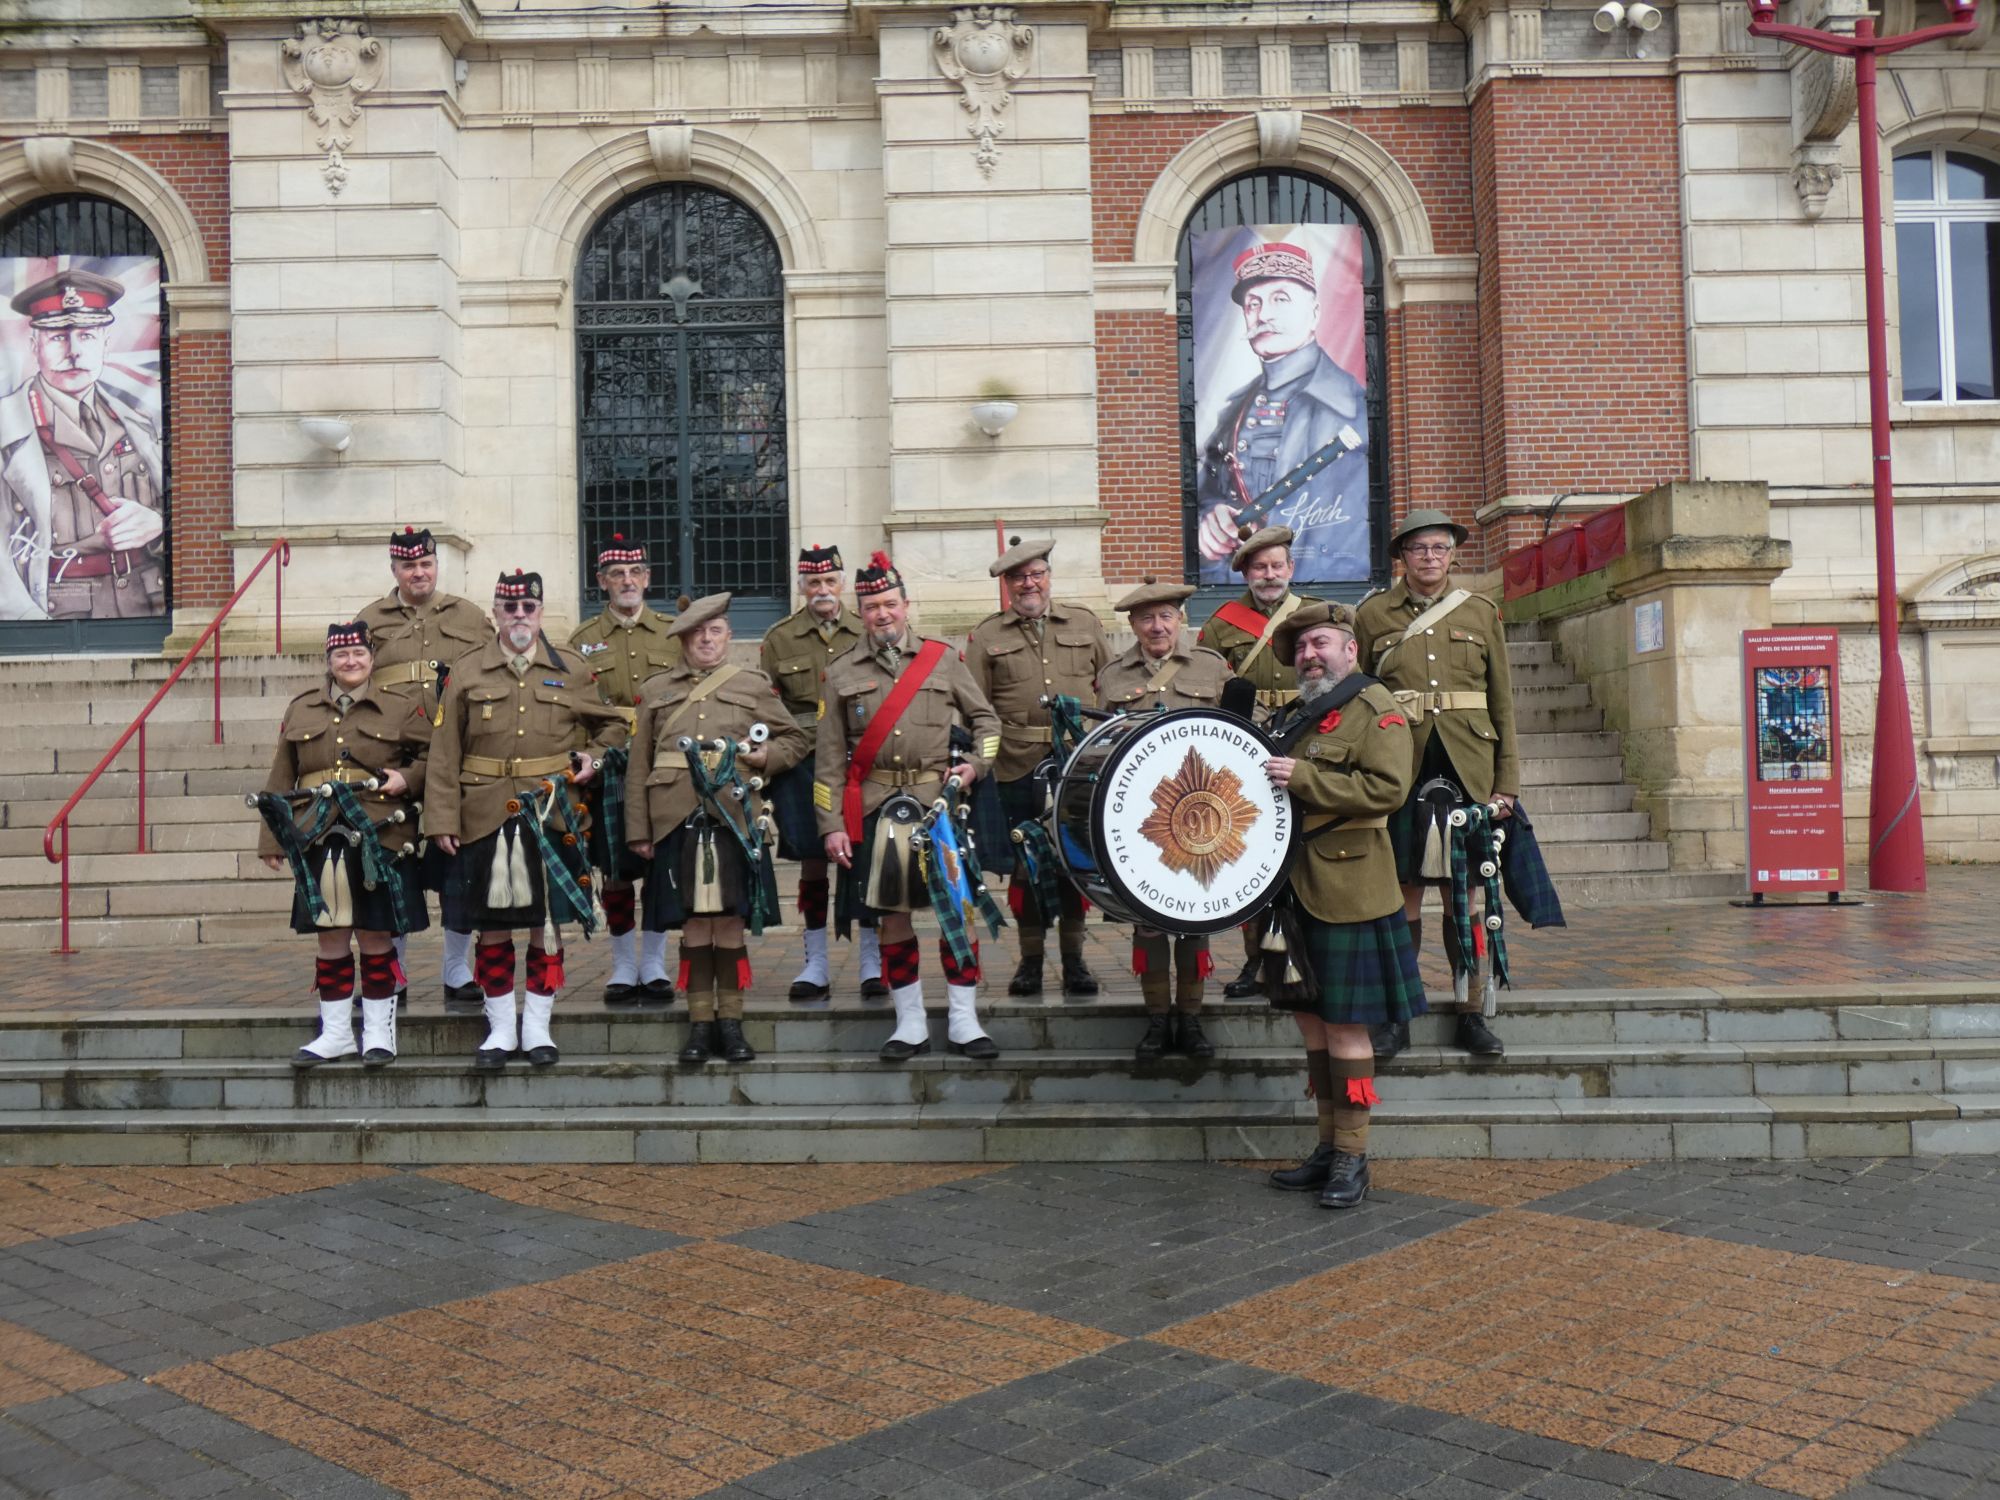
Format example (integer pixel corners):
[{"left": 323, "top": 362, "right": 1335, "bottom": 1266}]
[{"left": 3, "top": 1159, "right": 1999, "bottom": 1499}]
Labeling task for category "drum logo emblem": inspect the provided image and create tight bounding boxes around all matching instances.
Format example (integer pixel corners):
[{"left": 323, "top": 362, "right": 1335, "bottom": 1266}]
[{"left": 1138, "top": 747, "right": 1259, "bottom": 888}]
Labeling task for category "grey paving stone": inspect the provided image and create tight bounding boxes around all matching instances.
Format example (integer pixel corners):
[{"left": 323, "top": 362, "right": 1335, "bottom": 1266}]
[
  {"left": 0, "top": 1176, "right": 683, "bottom": 1376},
  {"left": 733, "top": 1160, "right": 1486, "bottom": 1335}
]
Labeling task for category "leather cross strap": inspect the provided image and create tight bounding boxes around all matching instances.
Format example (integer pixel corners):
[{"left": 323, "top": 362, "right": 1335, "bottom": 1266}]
[
  {"left": 656, "top": 664, "right": 743, "bottom": 740},
  {"left": 1215, "top": 593, "right": 1304, "bottom": 679},
  {"left": 844, "top": 639, "right": 948, "bottom": 842},
  {"left": 29, "top": 387, "right": 117, "bottom": 517}
]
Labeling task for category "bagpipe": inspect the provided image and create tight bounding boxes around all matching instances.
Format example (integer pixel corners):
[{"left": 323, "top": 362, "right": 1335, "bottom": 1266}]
[
  {"left": 489, "top": 755, "right": 601, "bottom": 945},
  {"left": 863, "top": 725, "right": 1008, "bottom": 964},
  {"left": 1446, "top": 798, "right": 1510, "bottom": 1015},
  {"left": 675, "top": 722, "right": 778, "bottom": 933},
  {"left": 1005, "top": 692, "right": 1100, "bottom": 922},
  {"left": 246, "top": 776, "right": 412, "bottom": 932}
]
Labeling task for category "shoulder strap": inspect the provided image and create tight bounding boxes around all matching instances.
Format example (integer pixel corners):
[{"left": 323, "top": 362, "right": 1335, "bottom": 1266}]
[
  {"left": 842, "top": 640, "right": 949, "bottom": 841},
  {"left": 1236, "top": 593, "right": 1305, "bottom": 677},
  {"left": 1210, "top": 598, "right": 1267, "bottom": 639},
  {"left": 1142, "top": 657, "right": 1186, "bottom": 696},
  {"left": 1387, "top": 588, "right": 1473, "bottom": 656},
  {"left": 657, "top": 664, "right": 743, "bottom": 740}
]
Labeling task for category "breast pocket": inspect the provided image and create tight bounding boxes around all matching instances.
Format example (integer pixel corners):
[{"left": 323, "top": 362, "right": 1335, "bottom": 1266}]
[
  {"left": 1449, "top": 626, "right": 1489, "bottom": 679},
  {"left": 982, "top": 639, "right": 1033, "bottom": 689},
  {"left": 1309, "top": 831, "right": 1369, "bottom": 865},
  {"left": 1054, "top": 630, "right": 1100, "bottom": 678},
  {"left": 777, "top": 661, "right": 820, "bottom": 709},
  {"left": 463, "top": 686, "right": 508, "bottom": 725},
  {"left": 283, "top": 724, "right": 324, "bottom": 745}
]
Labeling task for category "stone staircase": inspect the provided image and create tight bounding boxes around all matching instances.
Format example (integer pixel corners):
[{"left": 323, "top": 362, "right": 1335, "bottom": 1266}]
[
  {"left": 0, "top": 626, "right": 1727, "bottom": 952},
  {"left": 3, "top": 983, "right": 1995, "bottom": 1165}
]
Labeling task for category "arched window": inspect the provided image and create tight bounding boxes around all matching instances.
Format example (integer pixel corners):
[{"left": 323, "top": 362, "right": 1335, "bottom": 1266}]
[
  {"left": 0, "top": 193, "right": 170, "bottom": 654},
  {"left": 575, "top": 183, "right": 788, "bottom": 615},
  {"left": 1177, "top": 170, "right": 1387, "bottom": 592},
  {"left": 1895, "top": 146, "right": 2000, "bottom": 404}
]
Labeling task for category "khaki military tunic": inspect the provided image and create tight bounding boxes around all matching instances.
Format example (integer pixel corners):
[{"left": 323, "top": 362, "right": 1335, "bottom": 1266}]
[
  {"left": 258, "top": 680, "right": 431, "bottom": 860},
  {"left": 814, "top": 633, "right": 1001, "bottom": 838},
  {"left": 1196, "top": 590, "right": 1322, "bottom": 721},
  {"left": 1284, "top": 682, "right": 1416, "bottom": 925},
  {"left": 1095, "top": 637, "right": 1235, "bottom": 715},
  {"left": 963, "top": 602, "right": 1110, "bottom": 782},
  {"left": 356, "top": 590, "right": 492, "bottom": 722},
  {"left": 569, "top": 606, "right": 682, "bottom": 721},
  {"left": 1353, "top": 581, "right": 1519, "bottom": 804},
  {"left": 625, "top": 662, "right": 809, "bottom": 843},
  {"left": 427, "top": 637, "right": 630, "bottom": 845},
  {"left": 26, "top": 378, "right": 165, "bottom": 621},
  {"left": 761, "top": 605, "right": 863, "bottom": 731}
]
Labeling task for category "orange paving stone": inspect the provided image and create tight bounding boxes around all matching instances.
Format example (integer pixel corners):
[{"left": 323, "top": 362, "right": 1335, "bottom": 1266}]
[
  {"left": 1154, "top": 1208, "right": 2000, "bottom": 1499},
  {"left": 420, "top": 1162, "right": 1003, "bottom": 1239},
  {"left": 1366, "top": 1158, "right": 1639, "bottom": 1207},
  {"left": 153, "top": 1240, "right": 1120, "bottom": 1500},
  {"left": 0, "top": 1165, "right": 396, "bottom": 1248},
  {"left": 0, "top": 1320, "right": 123, "bottom": 1406}
]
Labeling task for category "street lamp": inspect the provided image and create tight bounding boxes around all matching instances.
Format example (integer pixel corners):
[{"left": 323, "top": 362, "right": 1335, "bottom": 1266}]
[{"left": 1746, "top": 0, "right": 1978, "bottom": 893}]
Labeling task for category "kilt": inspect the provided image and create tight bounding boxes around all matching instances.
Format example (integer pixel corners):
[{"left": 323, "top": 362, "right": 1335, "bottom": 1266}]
[
  {"left": 448, "top": 822, "right": 591, "bottom": 933},
  {"left": 1290, "top": 910, "right": 1428, "bottom": 1027},
  {"left": 767, "top": 756, "right": 823, "bottom": 862},
  {"left": 288, "top": 845, "right": 427, "bottom": 937},
  {"left": 583, "top": 785, "right": 647, "bottom": 885},
  {"left": 1389, "top": 734, "right": 1465, "bottom": 888},
  {"left": 641, "top": 818, "right": 778, "bottom": 930},
  {"left": 972, "top": 773, "right": 1044, "bottom": 879}
]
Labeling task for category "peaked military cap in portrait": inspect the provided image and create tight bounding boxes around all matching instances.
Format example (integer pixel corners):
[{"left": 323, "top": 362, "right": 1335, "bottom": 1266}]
[
  {"left": 494, "top": 569, "right": 543, "bottom": 602},
  {"left": 1113, "top": 576, "right": 1198, "bottom": 613},
  {"left": 325, "top": 620, "right": 372, "bottom": 653},
  {"left": 10, "top": 268, "right": 124, "bottom": 329},
  {"left": 853, "top": 551, "right": 906, "bottom": 598},
  {"left": 989, "top": 535, "right": 1055, "bottom": 579},
  {"left": 1272, "top": 600, "right": 1357, "bottom": 665},
  {"left": 1388, "top": 508, "right": 1469, "bottom": 550},
  {"left": 797, "top": 543, "right": 843, "bottom": 575},
  {"left": 596, "top": 533, "right": 646, "bottom": 569},
  {"left": 1230, "top": 242, "right": 1316, "bottom": 305},
  {"left": 388, "top": 526, "right": 435, "bottom": 559},
  {"left": 1229, "top": 521, "right": 1296, "bottom": 573},
  {"left": 666, "top": 592, "right": 732, "bottom": 638}
]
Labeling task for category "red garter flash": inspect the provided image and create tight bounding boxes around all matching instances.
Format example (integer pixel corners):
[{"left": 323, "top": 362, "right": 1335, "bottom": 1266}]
[
  {"left": 1345, "top": 1077, "right": 1381, "bottom": 1108},
  {"left": 1131, "top": 945, "right": 1148, "bottom": 976},
  {"left": 1196, "top": 950, "right": 1215, "bottom": 980},
  {"left": 1007, "top": 883, "right": 1027, "bottom": 917},
  {"left": 735, "top": 957, "right": 754, "bottom": 989},
  {"left": 676, "top": 958, "right": 692, "bottom": 990}
]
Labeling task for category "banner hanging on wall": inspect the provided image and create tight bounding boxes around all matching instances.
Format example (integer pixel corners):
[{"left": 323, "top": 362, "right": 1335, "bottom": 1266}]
[
  {"left": 0, "top": 255, "right": 166, "bottom": 623},
  {"left": 1189, "top": 223, "right": 1370, "bottom": 587},
  {"left": 1741, "top": 629, "right": 1848, "bottom": 897}
]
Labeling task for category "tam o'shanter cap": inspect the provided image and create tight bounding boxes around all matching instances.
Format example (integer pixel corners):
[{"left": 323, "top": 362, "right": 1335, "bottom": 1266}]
[
  {"left": 388, "top": 526, "right": 435, "bottom": 559},
  {"left": 854, "top": 551, "right": 905, "bottom": 598},
  {"left": 989, "top": 535, "right": 1054, "bottom": 579},
  {"left": 1230, "top": 242, "right": 1316, "bottom": 305},
  {"left": 666, "top": 592, "right": 732, "bottom": 638},
  {"left": 1229, "top": 522, "right": 1295, "bottom": 573},
  {"left": 10, "top": 268, "right": 123, "bottom": 328},
  {"left": 1114, "top": 575, "right": 1197, "bottom": 613},
  {"left": 494, "top": 569, "right": 543, "bottom": 601},
  {"left": 797, "top": 543, "right": 843, "bottom": 575},
  {"left": 597, "top": 533, "right": 646, "bottom": 568},
  {"left": 1272, "top": 600, "right": 1357, "bottom": 665},
  {"left": 1389, "top": 509, "right": 1469, "bottom": 550},
  {"left": 325, "top": 620, "right": 371, "bottom": 652}
]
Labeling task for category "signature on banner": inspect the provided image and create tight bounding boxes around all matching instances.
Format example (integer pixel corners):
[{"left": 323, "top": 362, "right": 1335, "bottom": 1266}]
[{"left": 8, "top": 515, "right": 84, "bottom": 583}]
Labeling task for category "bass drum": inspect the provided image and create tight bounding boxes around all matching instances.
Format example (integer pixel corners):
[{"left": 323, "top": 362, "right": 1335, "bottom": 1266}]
[{"left": 1048, "top": 708, "right": 1298, "bottom": 936}]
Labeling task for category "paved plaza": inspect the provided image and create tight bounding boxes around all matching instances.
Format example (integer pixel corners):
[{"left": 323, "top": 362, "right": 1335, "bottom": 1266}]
[{"left": 3, "top": 1156, "right": 2000, "bottom": 1499}]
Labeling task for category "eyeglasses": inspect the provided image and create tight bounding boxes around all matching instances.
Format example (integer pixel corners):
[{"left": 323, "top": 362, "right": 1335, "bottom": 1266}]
[
  {"left": 498, "top": 601, "right": 541, "bottom": 616},
  {"left": 1012, "top": 568, "right": 1051, "bottom": 585},
  {"left": 1404, "top": 544, "right": 1455, "bottom": 558}
]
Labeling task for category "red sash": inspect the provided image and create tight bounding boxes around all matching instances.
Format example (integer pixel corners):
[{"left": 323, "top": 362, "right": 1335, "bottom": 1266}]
[
  {"left": 1211, "top": 599, "right": 1269, "bottom": 638},
  {"left": 843, "top": 639, "right": 949, "bottom": 842}
]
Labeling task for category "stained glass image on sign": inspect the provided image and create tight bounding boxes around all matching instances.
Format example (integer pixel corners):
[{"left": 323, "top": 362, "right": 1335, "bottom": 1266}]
[{"left": 1754, "top": 666, "right": 1833, "bottom": 782}]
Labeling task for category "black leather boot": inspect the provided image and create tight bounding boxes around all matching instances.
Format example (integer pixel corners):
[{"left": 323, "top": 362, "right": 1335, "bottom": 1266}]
[
  {"left": 1456, "top": 1013, "right": 1505, "bottom": 1055},
  {"left": 860, "top": 975, "right": 889, "bottom": 1000},
  {"left": 1177, "top": 1014, "right": 1215, "bottom": 1058},
  {"left": 678, "top": 1021, "right": 715, "bottom": 1065},
  {"left": 639, "top": 976, "right": 676, "bottom": 1004},
  {"left": 1371, "top": 1020, "right": 1410, "bottom": 1060},
  {"left": 1269, "top": 1142, "right": 1338, "bottom": 1192},
  {"left": 1135, "top": 1014, "right": 1171, "bottom": 1059},
  {"left": 1223, "top": 956, "right": 1263, "bottom": 1000},
  {"left": 444, "top": 982, "right": 486, "bottom": 1014},
  {"left": 1060, "top": 955, "right": 1099, "bottom": 997},
  {"left": 717, "top": 1018, "right": 756, "bottom": 1063},
  {"left": 1007, "top": 955, "right": 1044, "bottom": 996},
  {"left": 1318, "top": 1152, "right": 1370, "bottom": 1210},
  {"left": 603, "top": 980, "right": 638, "bottom": 1007}
]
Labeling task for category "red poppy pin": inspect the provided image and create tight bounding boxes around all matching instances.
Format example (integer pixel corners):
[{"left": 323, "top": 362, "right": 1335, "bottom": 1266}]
[{"left": 1318, "top": 708, "right": 1341, "bottom": 732}]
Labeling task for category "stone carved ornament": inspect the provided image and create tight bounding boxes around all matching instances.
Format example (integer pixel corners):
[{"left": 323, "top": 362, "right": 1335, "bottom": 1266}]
[
  {"left": 932, "top": 6, "right": 1035, "bottom": 178},
  {"left": 1788, "top": 0, "right": 1862, "bottom": 219},
  {"left": 280, "top": 17, "right": 384, "bottom": 196}
]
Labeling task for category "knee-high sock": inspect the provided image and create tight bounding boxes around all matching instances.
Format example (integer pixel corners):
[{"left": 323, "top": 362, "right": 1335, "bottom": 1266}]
[
  {"left": 716, "top": 948, "right": 750, "bottom": 1021},
  {"left": 680, "top": 945, "right": 716, "bottom": 1022},
  {"left": 1011, "top": 881, "right": 1045, "bottom": 959},
  {"left": 476, "top": 939, "right": 516, "bottom": 998},
  {"left": 1057, "top": 885, "right": 1088, "bottom": 959},
  {"left": 1307, "top": 1049, "right": 1337, "bottom": 1146},
  {"left": 882, "top": 937, "right": 921, "bottom": 990},
  {"left": 1330, "top": 1055, "right": 1378, "bottom": 1155},
  {"left": 359, "top": 951, "right": 399, "bottom": 1000},
  {"left": 601, "top": 881, "right": 637, "bottom": 937},
  {"left": 1132, "top": 932, "right": 1171, "bottom": 1014},
  {"left": 315, "top": 954, "right": 356, "bottom": 1003},
  {"left": 1173, "top": 937, "right": 1212, "bottom": 1014},
  {"left": 797, "top": 877, "right": 830, "bottom": 931}
]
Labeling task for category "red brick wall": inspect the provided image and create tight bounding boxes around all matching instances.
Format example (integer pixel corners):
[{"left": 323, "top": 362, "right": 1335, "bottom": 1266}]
[
  {"left": 1096, "top": 309, "right": 1182, "bottom": 584},
  {"left": 1469, "top": 79, "right": 1689, "bottom": 519}
]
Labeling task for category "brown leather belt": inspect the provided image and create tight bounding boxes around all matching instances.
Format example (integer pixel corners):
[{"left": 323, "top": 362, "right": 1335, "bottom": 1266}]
[
  {"left": 55, "top": 548, "right": 149, "bottom": 580},
  {"left": 297, "top": 766, "right": 379, "bottom": 788},
  {"left": 866, "top": 767, "right": 941, "bottom": 788},
  {"left": 371, "top": 660, "right": 436, "bottom": 688},
  {"left": 460, "top": 752, "right": 572, "bottom": 778},
  {"left": 1392, "top": 689, "right": 1488, "bottom": 721},
  {"left": 1007, "top": 725, "right": 1054, "bottom": 743}
]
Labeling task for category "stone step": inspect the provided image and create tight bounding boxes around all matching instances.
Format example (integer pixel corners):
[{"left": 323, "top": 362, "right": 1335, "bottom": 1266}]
[
  {"left": 1, "top": 1092, "right": 1991, "bottom": 1166},
  {"left": 1515, "top": 730, "right": 1618, "bottom": 759},
  {"left": 1511, "top": 706, "right": 1606, "bottom": 736},
  {"left": 1533, "top": 782, "right": 1633, "bottom": 815},
  {"left": 1511, "top": 683, "right": 1593, "bottom": 710},
  {"left": 0, "top": 653, "right": 318, "bottom": 686},
  {"left": 0, "top": 766, "right": 273, "bottom": 803},
  {"left": 1557, "top": 869, "right": 1743, "bottom": 905},
  {"left": 0, "top": 849, "right": 253, "bottom": 889},
  {"left": 0, "top": 720, "right": 253, "bottom": 755},
  {"left": 52, "top": 742, "right": 276, "bottom": 775},
  {"left": 13, "top": 1036, "right": 1998, "bottom": 1115},
  {"left": 1522, "top": 811, "right": 1651, "bottom": 843},
  {"left": 1505, "top": 659, "right": 1576, "bottom": 687},
  {"left": 1505, "top": 639, "right": 1556, "bottom": 666},
  {"left": 4, "top": 793, "right": 250, "bottom": 830},
  {"left": 1537, "top": 839, "right": 1671, "bottom": 875},
  {"left": 0, "top": 821, "right": 261, "bottom": 858},
  {"left": 1517, "top": 754, "right": 1626, "bottom": 785}
]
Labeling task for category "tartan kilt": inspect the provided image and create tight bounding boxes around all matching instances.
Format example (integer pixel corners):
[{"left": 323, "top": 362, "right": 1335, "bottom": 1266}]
[
  {"left": 767, "top": 757, "right": 823, "bottom": 862},
  {"left": 582, "top": 784, "right": 647, "bottom": 885},
  {"left": 1390, "top": 734, "right": 1466, "bottom": 888},
  {"left": 287, "top": 845, "right": 428, "bottom": 937},
  {"left": 966, "top": 773, "right": 1035, "bottom": 878},
  {"left": 1295, "top": 910, "right": 1428, "bottom": 1027},
  {"left": 641, "top": 820, "right": 778, "bottom": 930},
  {"left": 449, "top": 822, "right": 592, "bottom": 932}
]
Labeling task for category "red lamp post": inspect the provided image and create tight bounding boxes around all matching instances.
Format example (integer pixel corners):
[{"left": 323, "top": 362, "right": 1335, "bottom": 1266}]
[{"left": 1746, "top": 0, "right": 1978, "bottom": 892}]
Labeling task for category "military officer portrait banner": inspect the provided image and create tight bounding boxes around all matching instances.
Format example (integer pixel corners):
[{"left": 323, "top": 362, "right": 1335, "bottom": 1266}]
[
  {"left": 1190, "top": 224, "right": 1369, "bottom": 587},
  {"left": 0, "top": 255, "right": 166, "bottom": 623}
]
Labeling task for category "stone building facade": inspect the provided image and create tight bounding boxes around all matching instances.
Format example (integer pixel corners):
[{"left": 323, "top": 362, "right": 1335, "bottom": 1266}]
[{"left": 3, "top": 0, "right": 1999, "bottom": 865}]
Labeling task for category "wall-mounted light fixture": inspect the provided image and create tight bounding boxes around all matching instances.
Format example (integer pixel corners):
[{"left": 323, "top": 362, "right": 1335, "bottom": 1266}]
[
  {"left": 971, "top": 400, "right": 1019, "bottom": 438},
  {"left": 297, "top": 416, "right": 353, "bottom": 453}
]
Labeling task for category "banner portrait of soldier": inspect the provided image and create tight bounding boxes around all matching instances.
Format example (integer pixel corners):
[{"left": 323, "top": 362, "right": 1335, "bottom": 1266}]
[
  {"left": 0, "top": 255, "right": 166, "bottom": 623},
  {"left": 1190, "top": 224, "right": 1370, "bottom": 588}
]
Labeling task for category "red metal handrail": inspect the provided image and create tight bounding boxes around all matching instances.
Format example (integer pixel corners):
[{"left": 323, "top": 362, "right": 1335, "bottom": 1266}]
[{"left": 42, "top": 538, "right": 291, "bottom": 954}]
